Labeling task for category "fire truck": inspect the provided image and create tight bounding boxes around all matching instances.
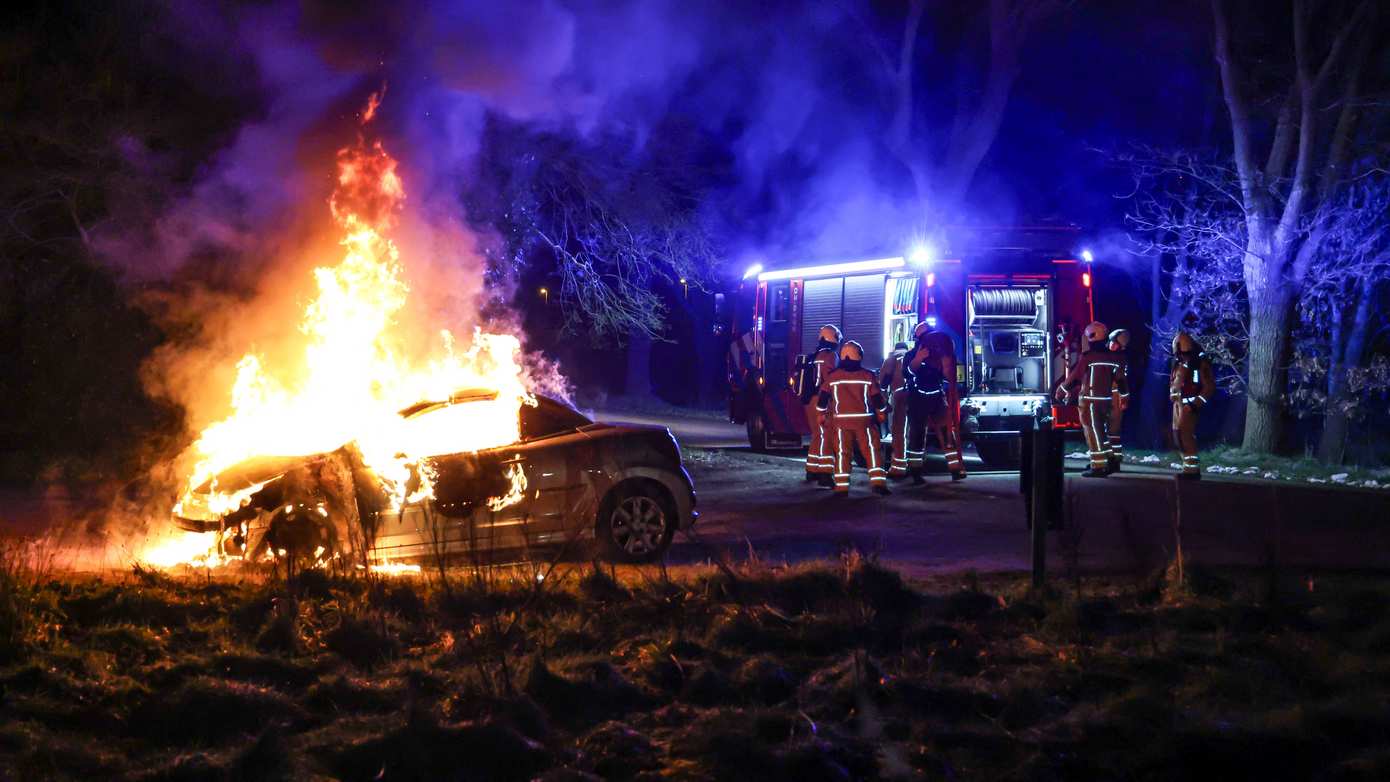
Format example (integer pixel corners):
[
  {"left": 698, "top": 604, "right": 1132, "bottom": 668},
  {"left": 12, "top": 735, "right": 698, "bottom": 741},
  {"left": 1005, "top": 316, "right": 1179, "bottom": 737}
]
[{"left": 728, "top": 227, "right": 1096, "bottom": 469}]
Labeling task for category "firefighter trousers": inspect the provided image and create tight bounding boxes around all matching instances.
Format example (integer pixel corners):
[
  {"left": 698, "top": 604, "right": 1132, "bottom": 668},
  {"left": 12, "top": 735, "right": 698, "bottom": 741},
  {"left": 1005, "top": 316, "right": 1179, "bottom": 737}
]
[
  {"left": 1107, "top": 397, "right": 1125, "bottom": 464},
  {"left": 1173, "top": 402, "right": 1200, "bottom": 474},
  {"left": 888, "top": 390, "right": 908, "bottom": 476},
  {"left": 905, "top": 392, "right": 965, "bottom": 476},
  {"left": 834, "top": 425, "right": 887, "bottom": 493},
  {"left": 1079, "top": 399, "right": 1113, "bottom": 471},
  {"left": 805, "top": 401, "right": 832, "bottom": 474}
]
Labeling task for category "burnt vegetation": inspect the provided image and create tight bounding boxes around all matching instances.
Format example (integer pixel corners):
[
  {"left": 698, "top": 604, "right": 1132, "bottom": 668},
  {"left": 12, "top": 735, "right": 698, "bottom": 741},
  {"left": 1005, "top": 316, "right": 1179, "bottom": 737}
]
[{"left": 4, "top": 543, "right": 1390, "bottom": 780}]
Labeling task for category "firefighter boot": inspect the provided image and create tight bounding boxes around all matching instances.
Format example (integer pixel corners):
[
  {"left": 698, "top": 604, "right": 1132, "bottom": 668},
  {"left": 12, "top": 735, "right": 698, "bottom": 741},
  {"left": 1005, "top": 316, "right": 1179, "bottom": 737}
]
[{"left": 873, "top": 484, "right": 892, "bottom": 496}]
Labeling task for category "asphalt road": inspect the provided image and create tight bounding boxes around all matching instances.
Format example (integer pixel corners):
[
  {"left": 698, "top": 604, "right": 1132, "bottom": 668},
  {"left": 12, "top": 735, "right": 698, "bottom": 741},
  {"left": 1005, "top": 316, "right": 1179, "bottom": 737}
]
[{"left": 594, "top": 408, "right": 1390, "bottom": 577}]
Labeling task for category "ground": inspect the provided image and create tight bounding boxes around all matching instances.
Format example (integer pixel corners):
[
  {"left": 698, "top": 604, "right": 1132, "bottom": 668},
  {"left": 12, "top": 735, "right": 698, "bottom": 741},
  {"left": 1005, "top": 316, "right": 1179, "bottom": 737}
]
[
  {"left": 5, "top": 554, "right": 1390, "bottom": 780},
  {"left": 671, "top": 446, "right": 1390, "bottom": 577}
]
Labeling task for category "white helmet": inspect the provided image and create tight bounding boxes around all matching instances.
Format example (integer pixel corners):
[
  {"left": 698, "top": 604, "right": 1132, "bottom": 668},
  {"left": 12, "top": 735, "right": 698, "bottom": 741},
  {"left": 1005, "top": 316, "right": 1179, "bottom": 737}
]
[
  {"left": 913, "top": 320, "right": 932, "bottom": 340},
  {"left": 818, "top": 324, "right": 842, "bottom": 343},
  {"left": 1083, "top": 321, "right": 1108, "bottom": 344},
  {"left": 839, "top": 340, "right": 864, "bottom": 362}
]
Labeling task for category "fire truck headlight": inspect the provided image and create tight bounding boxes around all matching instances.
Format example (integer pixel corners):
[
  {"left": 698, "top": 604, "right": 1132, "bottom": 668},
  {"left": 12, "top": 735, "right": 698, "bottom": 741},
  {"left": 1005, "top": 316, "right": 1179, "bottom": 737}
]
[
  {"left": 742, "top": 263, "right": 764, "bottom": 280},
  {"left": 1081, "top": 248, "right": 1094, "bottom": 263},
  {"left": 908, "top": 244, "right": 934, "bottom": 267}
]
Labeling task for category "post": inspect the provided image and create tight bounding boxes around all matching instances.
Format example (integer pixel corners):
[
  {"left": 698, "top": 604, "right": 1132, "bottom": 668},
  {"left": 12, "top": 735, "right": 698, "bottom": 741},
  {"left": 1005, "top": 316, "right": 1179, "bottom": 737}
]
[{"left": 1030, "top": 422, "right": 1049, "bottom": 587}]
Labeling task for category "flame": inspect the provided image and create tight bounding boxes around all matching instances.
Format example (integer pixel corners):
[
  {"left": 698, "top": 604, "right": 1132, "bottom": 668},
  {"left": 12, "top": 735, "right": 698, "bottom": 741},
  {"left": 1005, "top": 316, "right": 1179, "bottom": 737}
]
[
  {"left": 487, "top": 462, "right": 528, "bottom": 512},
  {"left": 136, "top": 530, "right": 224, "bottom": 569},
  {"left": 152, "top": 93, "right": 536, "bottom": 568},
  {"left": 369, "top": 560, "right": 423, "bottom": 577}
]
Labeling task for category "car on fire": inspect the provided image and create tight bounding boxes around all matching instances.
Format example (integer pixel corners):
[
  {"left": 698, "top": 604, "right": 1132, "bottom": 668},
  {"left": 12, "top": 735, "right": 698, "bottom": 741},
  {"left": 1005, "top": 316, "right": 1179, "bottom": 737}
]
[{"left": 173, "top": 391, "right": 697, "bottom": 565}]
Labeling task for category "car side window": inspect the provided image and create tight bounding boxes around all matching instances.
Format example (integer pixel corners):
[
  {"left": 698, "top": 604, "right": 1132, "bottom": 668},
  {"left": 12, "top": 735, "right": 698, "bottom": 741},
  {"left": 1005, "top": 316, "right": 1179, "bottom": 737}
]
[{"left": 519, "top": 400, "right": 591, "bottom": 441}]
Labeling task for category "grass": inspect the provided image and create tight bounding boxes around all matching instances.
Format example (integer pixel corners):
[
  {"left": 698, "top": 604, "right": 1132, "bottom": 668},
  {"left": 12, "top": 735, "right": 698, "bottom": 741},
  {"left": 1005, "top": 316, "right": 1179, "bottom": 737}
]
[{"left": 3, "top": 553, "right": 1390, "bottom": 779}]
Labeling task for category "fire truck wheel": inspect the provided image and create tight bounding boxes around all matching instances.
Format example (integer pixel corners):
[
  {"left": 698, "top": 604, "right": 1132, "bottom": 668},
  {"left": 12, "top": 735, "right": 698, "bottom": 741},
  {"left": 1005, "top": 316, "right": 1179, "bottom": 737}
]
[
  {"left": 746, "top": 414, "right": 769, "bottom": 452},
  {"left": 975, "top": 438, "right": 1022, "bottom": 470},
  {"left": 597, "top": 482, "right": 676, "bottom": 564}
]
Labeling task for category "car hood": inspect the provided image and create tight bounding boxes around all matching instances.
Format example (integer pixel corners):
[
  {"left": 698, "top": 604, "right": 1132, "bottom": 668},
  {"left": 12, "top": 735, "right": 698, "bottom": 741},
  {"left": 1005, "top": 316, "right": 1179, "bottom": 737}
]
[{"left": 195, "top": 454, "right": 314, "bottom": 494}]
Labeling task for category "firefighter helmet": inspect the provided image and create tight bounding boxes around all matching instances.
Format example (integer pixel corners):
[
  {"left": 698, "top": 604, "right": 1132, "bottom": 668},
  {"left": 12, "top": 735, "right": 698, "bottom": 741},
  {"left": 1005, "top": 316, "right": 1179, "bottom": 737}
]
[
  {"left": 894, "top": 341, "right": 909, "bottom": 351},
  {"left": 923, "top": 331, "right": 954, "bottom": 356},
  {"left": 1083, "top": 321, "right": 1108, "bottom": 344},
  {"left": 839, "top": 340, "right": 864, "bottom": 362},
  {"left": 1108, "top": 328, "right": 1131, "bottom": 349},
  {"left": 913, "top": 321, "right": 932, "bottom": 340},
  {"left": 1172, "top": 331, "right": 1197, "bottom": 354},
  {"left": 818, "top": 324, "right": 842, "bottom": 343}
]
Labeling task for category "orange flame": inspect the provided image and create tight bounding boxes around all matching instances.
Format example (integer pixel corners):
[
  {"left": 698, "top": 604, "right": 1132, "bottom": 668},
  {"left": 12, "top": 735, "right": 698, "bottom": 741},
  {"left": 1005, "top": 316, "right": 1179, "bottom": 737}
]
[{"left": 158, "top": 95, "right": 535, "bottom": 566}]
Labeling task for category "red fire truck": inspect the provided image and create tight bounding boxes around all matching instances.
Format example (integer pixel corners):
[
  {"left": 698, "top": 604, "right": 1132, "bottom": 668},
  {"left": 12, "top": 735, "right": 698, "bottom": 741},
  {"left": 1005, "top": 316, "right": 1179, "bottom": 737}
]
[{"left": 728, "top": 227, "right": 1096, "bottom": 468}]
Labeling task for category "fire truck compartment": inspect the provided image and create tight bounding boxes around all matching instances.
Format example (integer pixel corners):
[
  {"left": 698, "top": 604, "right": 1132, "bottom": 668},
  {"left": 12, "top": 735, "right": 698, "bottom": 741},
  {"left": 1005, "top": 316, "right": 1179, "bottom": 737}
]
[{"left": 964, "top": 284, "right": 1051, "bottom": 445}]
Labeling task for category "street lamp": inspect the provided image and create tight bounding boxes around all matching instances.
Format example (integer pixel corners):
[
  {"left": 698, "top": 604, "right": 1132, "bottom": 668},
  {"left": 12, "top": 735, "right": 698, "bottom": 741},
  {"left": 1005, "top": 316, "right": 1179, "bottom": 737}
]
[
  {"left": 539, "top": 287, "right": 549, "bottom": 305},
  {"left": 679, "top": 277, "right": 688, "bottom": 298}
]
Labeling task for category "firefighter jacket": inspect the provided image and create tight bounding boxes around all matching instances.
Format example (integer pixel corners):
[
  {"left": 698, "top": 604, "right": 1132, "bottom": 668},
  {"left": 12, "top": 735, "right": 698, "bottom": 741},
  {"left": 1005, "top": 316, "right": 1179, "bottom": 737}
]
[
  {"left": 880, "top": 349, "right": 908, "bottom": 394},
  {"left": 1061, "top": 348, "right": 1129, "bottom": 402},
  {"left": 904, "top": 345, "right": 945, "bottom": 398},
  {"left": 817, "top": 364, "right": 887, "bottom": 429},
  {"left": 1170, "top": 352, "right": 1215, "bottom": 409},
  {"left": 799, "top": 344, "right": 838, "bottom": 404}
]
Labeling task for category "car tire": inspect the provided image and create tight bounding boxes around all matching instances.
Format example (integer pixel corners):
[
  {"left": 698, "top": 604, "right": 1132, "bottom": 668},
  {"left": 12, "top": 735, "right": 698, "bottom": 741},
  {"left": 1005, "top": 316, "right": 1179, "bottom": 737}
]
[
  {"left": 597, "top": 482, "right": 676, "bottom": 564},
  {"left": 975, "top": 438, "right": 1021, "bottom": 470},
  {"left": 746, "top": 414, "right": 768, "bottom": 453}
]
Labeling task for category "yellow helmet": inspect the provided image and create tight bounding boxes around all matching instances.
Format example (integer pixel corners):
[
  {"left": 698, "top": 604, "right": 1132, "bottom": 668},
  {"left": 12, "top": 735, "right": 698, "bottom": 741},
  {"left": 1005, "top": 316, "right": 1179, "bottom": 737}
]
[
  {"left": 1171, "top": 331, "right": 1197, "bottom": 354},
  {"left": 839, "top": 340, "right": 864, "bottom": 362},
  {"left": 1108, "top": 328, "right": 1130, "bottom": 349},
  {"left": 818, "top": 324, "right": 842, "bottom": 343},
  {"left": 1083, "top": 321, "right": 1108, "bottom": 344}
]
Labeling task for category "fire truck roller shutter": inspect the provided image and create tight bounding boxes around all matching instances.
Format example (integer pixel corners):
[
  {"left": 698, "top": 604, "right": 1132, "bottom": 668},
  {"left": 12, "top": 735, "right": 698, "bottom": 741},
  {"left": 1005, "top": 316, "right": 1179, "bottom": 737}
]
[
  {"left": 970, "top": 288, "right": 1037, "bottom": 322},
  {"left": 801, "top": 277, "right": 844, "bottom": 356},
  {"left": 842, "top": 274, "right": 886, "bottom": 369}
]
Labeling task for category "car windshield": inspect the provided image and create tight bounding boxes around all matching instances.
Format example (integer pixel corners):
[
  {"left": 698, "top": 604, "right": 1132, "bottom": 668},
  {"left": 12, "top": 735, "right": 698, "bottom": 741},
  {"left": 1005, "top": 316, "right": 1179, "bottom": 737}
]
[
  {"left": 396, "top": 394, "right": 590, "bottom": 455},
  {"left": 520, "top": 397, "right": 592, "bottom": 440}
]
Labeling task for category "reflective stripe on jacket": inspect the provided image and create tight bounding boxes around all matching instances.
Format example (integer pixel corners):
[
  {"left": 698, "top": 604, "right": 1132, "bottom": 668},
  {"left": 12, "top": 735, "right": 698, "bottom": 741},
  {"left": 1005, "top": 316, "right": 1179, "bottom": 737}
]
[
  {"left": 817, "top": 367, "right": 887, "bottom": 428},
  {"left": 1062, "top": 349, "right": 1129, "bottom": 401}
]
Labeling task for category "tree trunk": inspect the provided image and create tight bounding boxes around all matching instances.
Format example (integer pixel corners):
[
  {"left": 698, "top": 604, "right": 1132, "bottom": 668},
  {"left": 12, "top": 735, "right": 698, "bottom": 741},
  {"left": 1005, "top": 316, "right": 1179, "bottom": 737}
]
[
  {"left": 1241, "top": 280, "right": 1293, "bottom": 453},
  {"left": 1318, "top": 279, "right": 1374, "bottom": 463},
  {"left": 1139, "top": 251, "right": 1187, "bottom": 449}
]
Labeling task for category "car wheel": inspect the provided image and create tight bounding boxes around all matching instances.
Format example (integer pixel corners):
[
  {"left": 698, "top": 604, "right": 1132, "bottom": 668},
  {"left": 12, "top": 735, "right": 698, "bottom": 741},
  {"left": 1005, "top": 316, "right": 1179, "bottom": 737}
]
[
  {"left": 975, "top": 438, "right": 1021, "bottom": 470},
  {"left": 265, "top": 503, "right": 338, "bottom": 574},
  {"left": 597, "top": 483, "right": 676, "bottom": 564},
  {"left": 746, "top": 414, "right": 768, "bottom": 452}
]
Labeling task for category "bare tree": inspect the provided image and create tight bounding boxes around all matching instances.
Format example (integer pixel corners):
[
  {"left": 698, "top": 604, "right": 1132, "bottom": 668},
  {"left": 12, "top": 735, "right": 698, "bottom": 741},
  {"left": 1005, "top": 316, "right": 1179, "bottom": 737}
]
[
  {"left": 1210, "top": 0, "right": 1382, "bottom": 452},
  {"left": 1123, "top": 148, "right": 1249, "bottom": 395},
  {"left": 851, "top": 0, "right": 1069, "bottom": 220},
  {"left": 471, "top": 124, "right": 720, "bottom": 343},
  {"left": 1293, "top": 177, "right": 1390, "bottom": 462}
]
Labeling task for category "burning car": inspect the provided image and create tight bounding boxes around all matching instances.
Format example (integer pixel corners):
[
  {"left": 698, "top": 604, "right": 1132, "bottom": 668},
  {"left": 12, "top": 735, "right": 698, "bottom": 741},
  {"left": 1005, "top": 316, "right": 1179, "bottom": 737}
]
[{"left": 173, "top": 391, "right": 697, "bottom": 565}]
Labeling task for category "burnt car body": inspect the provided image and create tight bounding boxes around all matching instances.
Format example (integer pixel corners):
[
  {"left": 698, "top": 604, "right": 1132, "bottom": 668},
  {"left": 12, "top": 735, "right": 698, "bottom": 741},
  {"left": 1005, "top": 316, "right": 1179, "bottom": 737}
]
[{"left": 174, "top": 393, "right": 697, "bottom": 564}]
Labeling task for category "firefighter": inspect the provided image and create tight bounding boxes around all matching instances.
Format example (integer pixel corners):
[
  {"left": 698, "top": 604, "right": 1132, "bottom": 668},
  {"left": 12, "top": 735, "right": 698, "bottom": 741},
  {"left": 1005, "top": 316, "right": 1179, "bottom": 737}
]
[
  {"left": 1170, "top": 331, "right": 1215, "bottom": 480},
  {"left": 803, "top": 324, "right": 841, "bottom": 485},
  {"left": 727, "top": 327, "right": 758, "bottom": 422},
  {"left": 1056, "top": 321, "right": 1128, "bottom": 477},
  {"left": 922, "top": 329, "right": 967, "bottom": 481},
  {"left": 817, "top": 340, "right": 890, "bottom": 496},
  {"left": 1106, "top": 328, "right": 1131, "bottom": 472},
  {"left": 880, "top": 341, "right": 911, "bottom": 478},
  {"left": 903, "top": 322, "right": 963, "bottom": 483}
]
